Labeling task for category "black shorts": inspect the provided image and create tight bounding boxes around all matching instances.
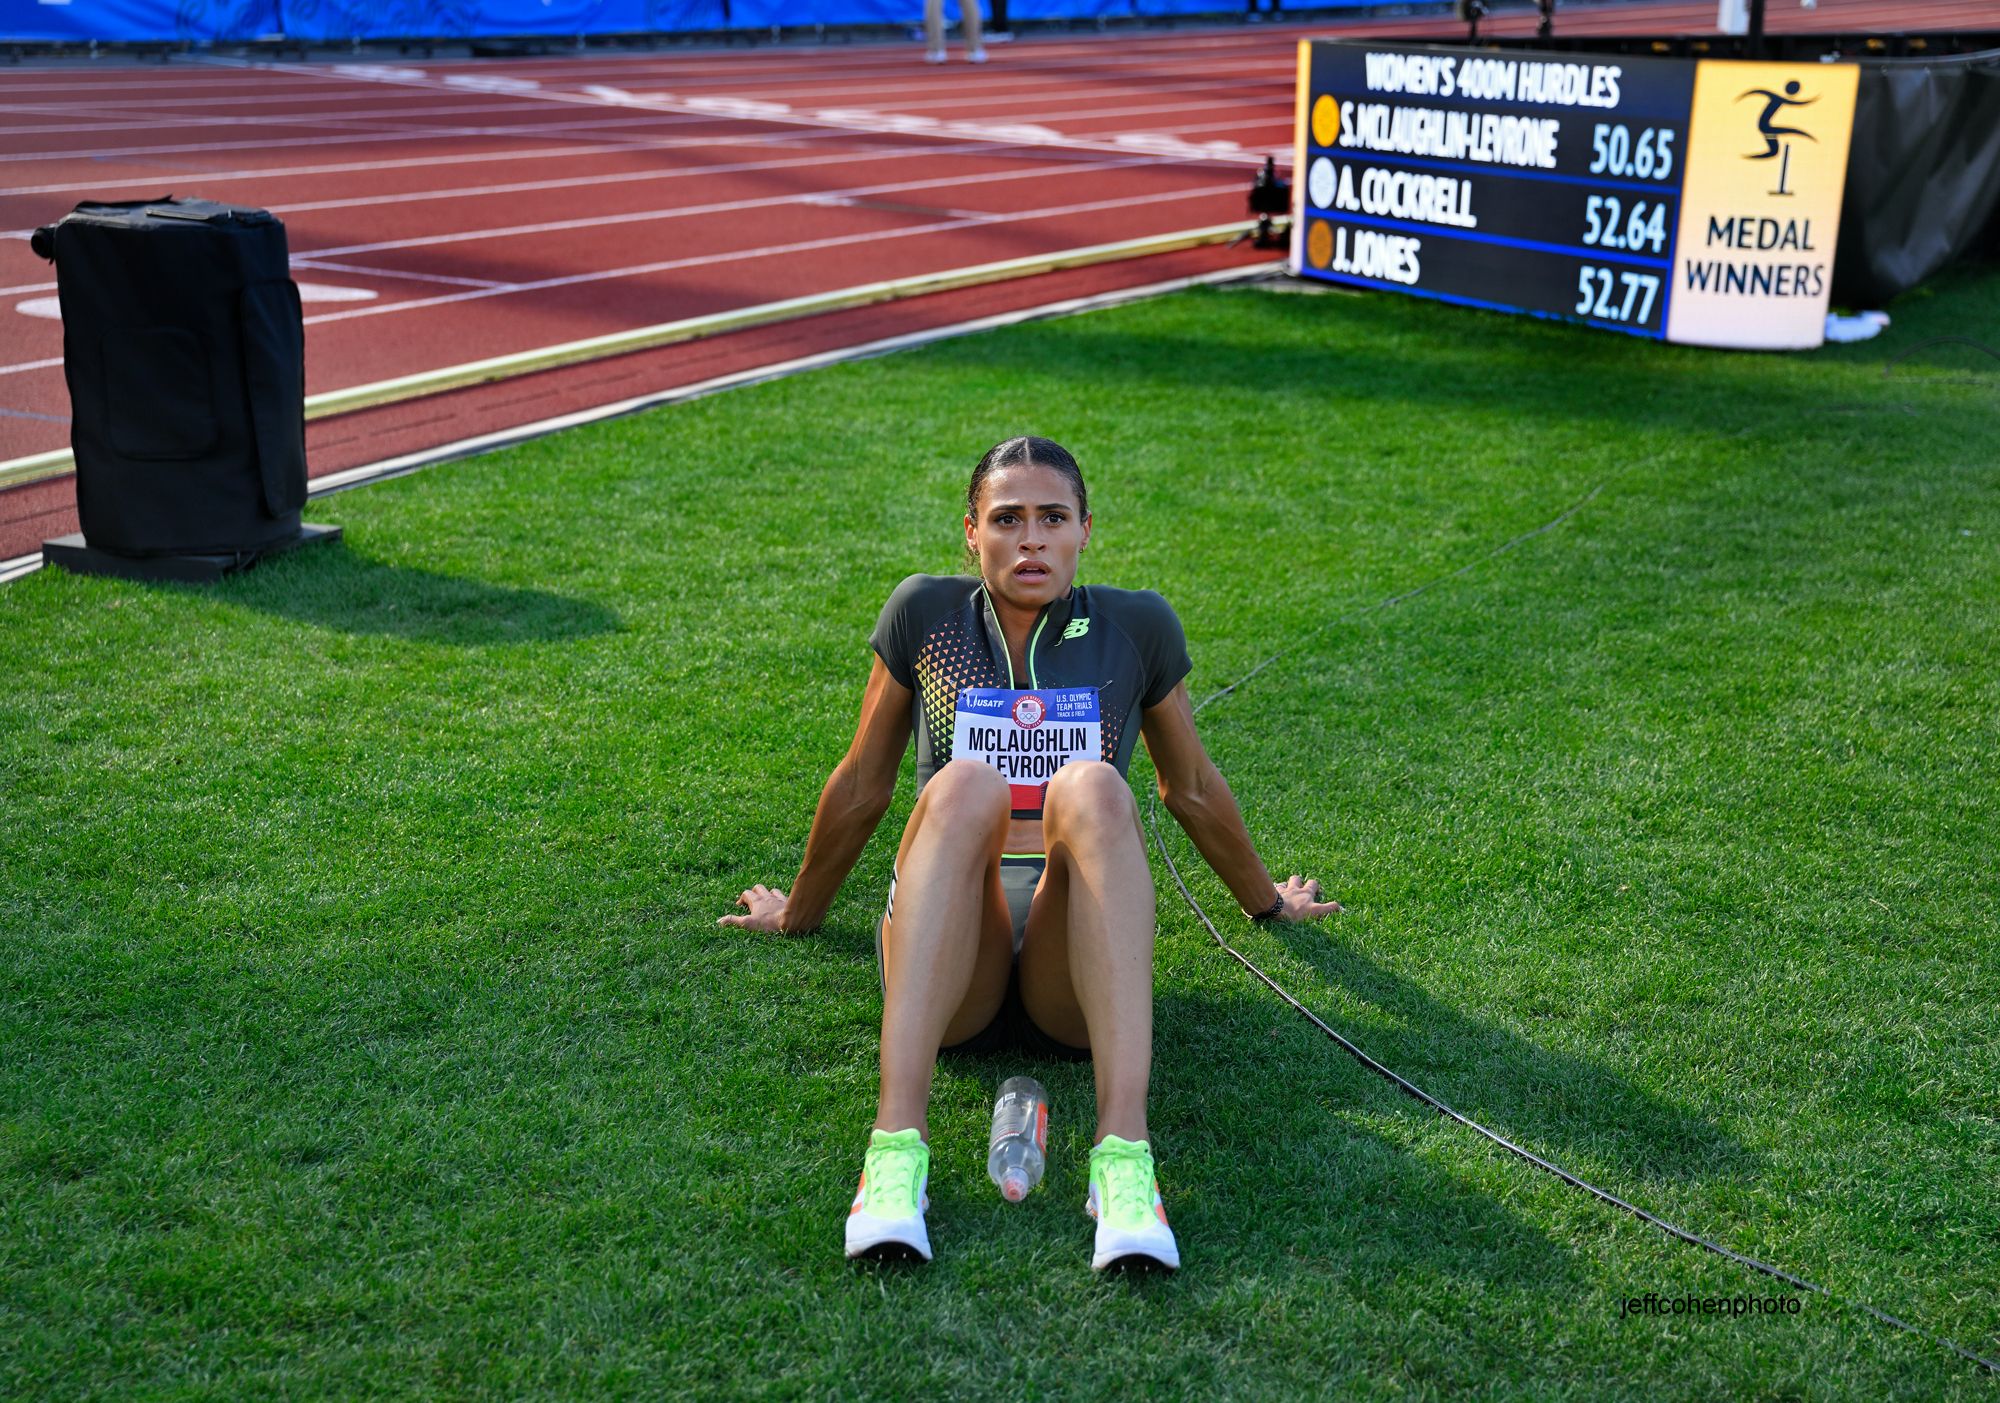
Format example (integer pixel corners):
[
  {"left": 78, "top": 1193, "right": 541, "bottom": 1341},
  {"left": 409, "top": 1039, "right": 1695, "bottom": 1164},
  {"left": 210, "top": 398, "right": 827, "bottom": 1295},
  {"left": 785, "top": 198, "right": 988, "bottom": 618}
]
[{"left": 879, "top": 856, "right": 1090, "bottom": 1063}]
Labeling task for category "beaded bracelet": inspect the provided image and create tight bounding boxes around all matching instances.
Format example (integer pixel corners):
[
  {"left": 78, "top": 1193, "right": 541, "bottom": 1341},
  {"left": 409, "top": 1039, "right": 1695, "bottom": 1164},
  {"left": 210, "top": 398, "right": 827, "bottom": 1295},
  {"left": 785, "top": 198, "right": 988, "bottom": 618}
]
[{"left": 1248, "top": 891, "right": 1285, "bottom": 923}]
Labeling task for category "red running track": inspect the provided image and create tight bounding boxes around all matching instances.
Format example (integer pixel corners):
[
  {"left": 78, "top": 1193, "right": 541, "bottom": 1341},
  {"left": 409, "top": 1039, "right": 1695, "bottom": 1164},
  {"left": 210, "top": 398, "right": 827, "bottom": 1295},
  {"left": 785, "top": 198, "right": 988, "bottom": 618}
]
[{"left": 0, "top": 0, "right": 1977, "bottom": 561}]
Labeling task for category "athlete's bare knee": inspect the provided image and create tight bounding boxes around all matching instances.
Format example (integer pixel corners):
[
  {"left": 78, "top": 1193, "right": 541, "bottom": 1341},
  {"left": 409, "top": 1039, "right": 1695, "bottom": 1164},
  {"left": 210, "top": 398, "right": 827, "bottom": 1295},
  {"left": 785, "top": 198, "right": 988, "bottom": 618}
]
[
  {"left": 923, "top": 759, "right": 1010, "bottom": 825},
  {"left": 1044, "top": 761, "right": 1137, "bottom": 837}
]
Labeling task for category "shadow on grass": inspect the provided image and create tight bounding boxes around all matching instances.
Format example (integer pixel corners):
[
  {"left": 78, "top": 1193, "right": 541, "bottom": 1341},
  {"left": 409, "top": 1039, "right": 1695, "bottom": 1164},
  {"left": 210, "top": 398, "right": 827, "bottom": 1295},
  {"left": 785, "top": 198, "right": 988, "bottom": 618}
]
[
  {"left": 943, "top": 988, "right": 1580, "bottom": 1292},
  {"left": 208, "top": 541, "right": 621, "bottom": 645},
  {"left": 887, "top": 965, "right": 1749, "bottom": 1291},
  {"left": 1209, "top": 934, "right": 1759, "bottom": 1188},
  {"left": 926, "top": 286, "right": 1980, "bottom": 439}
]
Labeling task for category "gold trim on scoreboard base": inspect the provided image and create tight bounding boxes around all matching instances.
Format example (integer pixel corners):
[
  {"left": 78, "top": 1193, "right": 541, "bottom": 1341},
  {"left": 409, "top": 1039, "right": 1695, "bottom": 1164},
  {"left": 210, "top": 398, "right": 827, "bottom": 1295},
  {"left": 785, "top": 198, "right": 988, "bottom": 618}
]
[{"left": 1292, "top": 41, "right": 1313, "bottom": 272}]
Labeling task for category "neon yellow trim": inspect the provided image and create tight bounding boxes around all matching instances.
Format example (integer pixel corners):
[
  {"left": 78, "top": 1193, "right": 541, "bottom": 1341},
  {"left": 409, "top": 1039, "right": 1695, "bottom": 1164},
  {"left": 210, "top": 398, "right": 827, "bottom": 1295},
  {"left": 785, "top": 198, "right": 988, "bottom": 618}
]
[
  {"left": 1089, "top": 1135, "right": 1161, "bottom": 1232},
  {"left": 1026, "top": 612, "right": 1051, "bottom": 688},
  {"left": 862, "top": 1128, "right": 928, "bottom": 1218},
  {"left": 982, "top": 586, "right": 1017, "bottom": 688},
  {"left": 1001, "top": 853, "right": 1047, "bottom": 861}
]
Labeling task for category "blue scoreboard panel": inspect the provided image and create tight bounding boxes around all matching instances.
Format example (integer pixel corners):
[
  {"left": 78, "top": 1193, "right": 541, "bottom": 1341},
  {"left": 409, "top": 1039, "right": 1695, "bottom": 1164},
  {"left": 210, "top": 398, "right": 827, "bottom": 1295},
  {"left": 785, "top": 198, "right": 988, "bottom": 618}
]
[{"left": 1290, "top": 41, "right": 1858, "bottom": 350}]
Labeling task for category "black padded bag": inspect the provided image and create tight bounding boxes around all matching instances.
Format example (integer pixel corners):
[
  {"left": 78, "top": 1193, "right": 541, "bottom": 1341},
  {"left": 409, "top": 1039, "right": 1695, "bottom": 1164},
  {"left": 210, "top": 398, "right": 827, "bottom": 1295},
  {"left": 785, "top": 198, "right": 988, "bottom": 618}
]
[{"left": 32, "top": 197, "right": 307, "bottom": 557}]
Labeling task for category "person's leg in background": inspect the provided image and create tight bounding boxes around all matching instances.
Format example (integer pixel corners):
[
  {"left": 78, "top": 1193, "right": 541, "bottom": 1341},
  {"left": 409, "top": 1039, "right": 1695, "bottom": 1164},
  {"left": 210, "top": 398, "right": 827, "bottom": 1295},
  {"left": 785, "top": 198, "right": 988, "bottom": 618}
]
[
  {"left": 924, "top": 0, "right": 947, "bottom": 62},
  {"left": 962, "top": 0, "right": 986, "bottom": 62}
]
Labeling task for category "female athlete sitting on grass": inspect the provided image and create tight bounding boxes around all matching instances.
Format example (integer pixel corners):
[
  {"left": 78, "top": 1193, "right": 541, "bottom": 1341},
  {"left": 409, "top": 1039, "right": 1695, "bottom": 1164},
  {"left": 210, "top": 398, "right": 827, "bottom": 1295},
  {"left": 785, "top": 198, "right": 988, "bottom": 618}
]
[{"left": 719, "top": 435, "right": 1341, "bottom": 1270}]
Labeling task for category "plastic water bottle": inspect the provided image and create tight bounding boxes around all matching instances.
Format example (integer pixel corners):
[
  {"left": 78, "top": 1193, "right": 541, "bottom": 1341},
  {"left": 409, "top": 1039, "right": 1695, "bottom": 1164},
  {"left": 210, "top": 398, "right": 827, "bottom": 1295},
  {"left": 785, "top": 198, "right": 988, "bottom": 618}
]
[{"left": 987, "top": 1076, "right": 1049, "bottom": 1202}]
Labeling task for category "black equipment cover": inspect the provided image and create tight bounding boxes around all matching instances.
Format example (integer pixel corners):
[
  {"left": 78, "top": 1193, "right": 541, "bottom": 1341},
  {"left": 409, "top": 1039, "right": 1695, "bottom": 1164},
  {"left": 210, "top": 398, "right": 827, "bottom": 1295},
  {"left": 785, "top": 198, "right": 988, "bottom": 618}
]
[
  {"left": 32, "top": 197, "right": 307, "bottom": 556},
  {"left": 1836, "top": 49, "right": 2000, "bottom": 306}
]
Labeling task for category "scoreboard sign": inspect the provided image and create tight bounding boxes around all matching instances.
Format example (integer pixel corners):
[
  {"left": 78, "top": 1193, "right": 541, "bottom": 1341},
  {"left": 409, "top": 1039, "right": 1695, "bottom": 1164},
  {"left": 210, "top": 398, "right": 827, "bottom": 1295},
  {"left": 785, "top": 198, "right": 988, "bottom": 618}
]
[{"left": 1290, "top": 41, "right": 1859, "bottom": 350}]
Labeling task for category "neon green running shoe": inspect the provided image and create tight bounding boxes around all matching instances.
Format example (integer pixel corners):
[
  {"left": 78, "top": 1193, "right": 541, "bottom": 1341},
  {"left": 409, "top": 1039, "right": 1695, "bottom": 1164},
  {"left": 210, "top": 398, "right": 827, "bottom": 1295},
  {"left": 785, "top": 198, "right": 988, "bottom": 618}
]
[
  {"left": 1085, "top": 1135, "right": 1179, "bottom": 1271},
  {"left": 845, "top": 1128, "right": 932, "bottom": 1262}
]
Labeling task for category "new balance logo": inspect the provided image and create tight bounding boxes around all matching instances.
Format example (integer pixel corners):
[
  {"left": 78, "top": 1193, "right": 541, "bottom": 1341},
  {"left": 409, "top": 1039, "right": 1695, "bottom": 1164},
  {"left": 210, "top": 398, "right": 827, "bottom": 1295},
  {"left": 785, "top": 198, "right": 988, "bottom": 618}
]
[{"left": 1062, "top": 618, "right": 1091, "bottom": 641}]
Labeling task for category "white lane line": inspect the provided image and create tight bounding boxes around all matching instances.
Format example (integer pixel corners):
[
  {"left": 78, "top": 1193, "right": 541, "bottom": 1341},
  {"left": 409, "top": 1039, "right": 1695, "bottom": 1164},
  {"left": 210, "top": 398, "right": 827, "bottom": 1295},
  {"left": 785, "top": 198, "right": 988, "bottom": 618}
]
[
  {"left": 0, "top": 73, "right": 372, "bottom": 93},
  {"left": 0, "top": 121, "right": 1153, "bottom": 201},
  {"left": 481, "top": 60, "right": 1292, "bottom": 106},
  {"left": 288, "top": 259, "right": 511, "bottom": 289},
  {"left": 0, "top": 107, "right": 148, "bottom": 131},
  {"left": 0, "top": 179, "right": 1240, "bottom": 373},
  {"left": 0, "top": 95, "right": 700, "bottom": 136},
  {"left": 0, "top": 80, "right": 1275, "bottom": 168},
  {"left": 0, "top": 106, "right": 756, "bottom": 165},
  {"left": 292, "top": 153, "right": 1179, "bottom": 259},
  {"left": 0, "top": 41, "right": 1296, "bottom": 171},
  {"left": 819, "top": 93, "right": 1263, "bottom": 125},
  {"left": 298, "top": 181, "right": 1242, "bottom": 327},
  {"left": 209, "top": 139, "right": 1060, "bottom": 215},
  {"left": 598, "top": 60, "right": 1296, "bottom": 94},
  {"left": 579, "top": 89, "right": 1269, "bottom": 134},
  {"left": 843, "top": 78, "right": 1291, "bottom": 116},
  {"left": 1140, "top": 116, "right": 1297, "bottom": 136},
  {"left": 362, "top": 46, "right": 1301, "bottom": 89},
  {"left": 64, "top": 94, "right": 969, "bottom": 145},
  {"left": 10, "top": 280, "right": 379, "bottom": 321},
  {"left": 292, "top": 282, "right": 378, "bottom": 302},
  {"left": 564, "top": 85, "right": 1268, "bottom": 167},
  {"left": 1, "top": 256, "right": 510, "bottom": 298},
  {"left": 0, "top": 97, "right": 1276, "bottom": 196},
  {"left": 0, "top": 86, "right": 578, "bottom": 113},
  {"left": 301, "top": 259, "right": 1279, "bottom": 500},
  {"left": 303, "top": 73, "right": 1283, "bottom": 148},
  {"left": 230, "top": 112, "right": 720, "bottom": 142},
  {"left": 8, "top": 21, "right": 1376, "bottom": 100},
  {"left": 0, "top": 128, "right": 856, "bottom": 194},
  {"left": 1063, "top": 116, "right": 1292, "bottom": 142},
  {"left": 209, "top": 51, "right": 1290, "bottom": 143},
  {"left": 0, "top": 139, "right": 1040, "bottom": 231},
  {"left": 0, "top": 57, "right": 532, "bottom": 93},
  {"left": 0, "top": 67, "right": 1296, "bottom": 124},
  {"left": 0, "top": 256, "right": 1280, "bottom": 585},
  {"left": 0, "top": 136, "right": 1228, "bottom": 248},
  {"left": 803, "top": 195, "right": 1004, "bottom": 222},
  {"left": 193, "top": 44, "right": 1301, "bottom": 96}
]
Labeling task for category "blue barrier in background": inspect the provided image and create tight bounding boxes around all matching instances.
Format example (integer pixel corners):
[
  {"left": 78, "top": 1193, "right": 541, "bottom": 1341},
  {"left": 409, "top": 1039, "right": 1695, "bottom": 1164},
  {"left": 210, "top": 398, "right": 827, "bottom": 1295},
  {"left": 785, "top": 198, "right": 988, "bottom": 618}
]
[{"left": 6, "top": 0, "right": 1370, "bottom": 45}]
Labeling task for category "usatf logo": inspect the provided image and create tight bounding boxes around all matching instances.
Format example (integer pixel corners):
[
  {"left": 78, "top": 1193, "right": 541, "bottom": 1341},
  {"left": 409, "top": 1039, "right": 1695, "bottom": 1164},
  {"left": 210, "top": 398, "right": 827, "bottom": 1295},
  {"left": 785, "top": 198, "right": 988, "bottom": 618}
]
[
  {"left": 1011, "top": 694, "right": 1046, "bottom": 729},
  {"left": 1738, "top": 79, "right": 1817, "bottom": 196},
  {"left": 1062, "top": 617, "right": 1091, "bottom": 641}
]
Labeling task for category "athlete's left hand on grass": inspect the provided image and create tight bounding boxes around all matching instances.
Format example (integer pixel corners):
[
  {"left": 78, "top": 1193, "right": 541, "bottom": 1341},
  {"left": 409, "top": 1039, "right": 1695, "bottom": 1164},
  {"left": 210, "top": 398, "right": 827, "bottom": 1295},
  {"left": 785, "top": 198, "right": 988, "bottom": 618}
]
[
  {"left": 1273, "top": 874, "right": 1343, "bottom": 921},
  {"left": 719, "top": 883, "right": 790, "bottom": 932}
]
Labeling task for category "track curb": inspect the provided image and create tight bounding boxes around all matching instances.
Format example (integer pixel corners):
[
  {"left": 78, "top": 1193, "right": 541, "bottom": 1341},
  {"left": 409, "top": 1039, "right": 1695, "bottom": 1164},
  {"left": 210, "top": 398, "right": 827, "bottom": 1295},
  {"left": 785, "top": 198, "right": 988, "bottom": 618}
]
[
  {"left": 0, "top": 220, "right": 1259, "bottom": 493},
  {"left": 0, "top": 253, "right": 1282, "bottom": 582}
]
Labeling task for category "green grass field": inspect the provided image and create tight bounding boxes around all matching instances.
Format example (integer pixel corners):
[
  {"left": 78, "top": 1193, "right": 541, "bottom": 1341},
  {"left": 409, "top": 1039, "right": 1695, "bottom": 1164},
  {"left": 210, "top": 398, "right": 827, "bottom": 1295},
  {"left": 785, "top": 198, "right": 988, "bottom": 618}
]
[{"left": 3, "top": 268, "right": 1997, "bottom": 1399}]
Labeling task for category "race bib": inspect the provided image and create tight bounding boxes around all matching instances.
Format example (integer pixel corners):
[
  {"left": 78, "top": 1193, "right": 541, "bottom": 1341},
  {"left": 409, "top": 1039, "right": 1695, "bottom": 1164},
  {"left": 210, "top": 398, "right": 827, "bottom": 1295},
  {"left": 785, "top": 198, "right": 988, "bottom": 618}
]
[{"left": 952, "top": 687, "right": 1102, "bottom": 812}]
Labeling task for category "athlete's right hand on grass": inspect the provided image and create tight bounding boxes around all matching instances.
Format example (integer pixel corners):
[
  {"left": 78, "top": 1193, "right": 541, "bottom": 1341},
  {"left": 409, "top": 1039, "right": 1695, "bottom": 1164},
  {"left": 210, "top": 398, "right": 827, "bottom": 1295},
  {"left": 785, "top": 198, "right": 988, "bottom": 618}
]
[
  {"left": 1274, "top": 874, "right": 1344, "bottom": 921},
  {"left": 718, "top": 883, "right": 789, "bottom": 932}
]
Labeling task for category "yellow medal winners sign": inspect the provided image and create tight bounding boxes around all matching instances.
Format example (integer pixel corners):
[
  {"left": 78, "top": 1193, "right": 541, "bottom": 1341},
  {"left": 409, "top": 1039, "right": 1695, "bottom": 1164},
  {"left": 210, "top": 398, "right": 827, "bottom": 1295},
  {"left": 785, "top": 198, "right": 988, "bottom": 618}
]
[
  {"left": 1291, "top": 42, "right": 1860, "bottom": 350},
  {"left": 1666, "top": 60, "right": 1859, "bottom": 349}
]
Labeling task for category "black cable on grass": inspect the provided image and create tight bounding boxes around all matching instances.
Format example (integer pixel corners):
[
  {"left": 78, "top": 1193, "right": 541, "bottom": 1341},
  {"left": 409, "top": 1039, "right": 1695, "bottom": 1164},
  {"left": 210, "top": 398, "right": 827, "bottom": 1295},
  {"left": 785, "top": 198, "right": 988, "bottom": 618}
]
[
  {"left": 1144, "top": 483, "right": 2000, "bottom": 1378},
  {"left": 1882, "top": 335, "right": 2000, "bottom": 390}
]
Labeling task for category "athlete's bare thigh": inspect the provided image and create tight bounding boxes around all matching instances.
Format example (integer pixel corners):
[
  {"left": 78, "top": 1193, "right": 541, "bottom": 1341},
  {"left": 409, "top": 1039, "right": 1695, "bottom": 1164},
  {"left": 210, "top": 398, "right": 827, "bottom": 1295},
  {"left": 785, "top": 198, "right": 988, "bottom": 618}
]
[
  {"left": 1017, "top": 787, "right": 1152, "bottom": 1050},
  {"left": 876, "top": 775, "right": 1016, "bottom": 1047},
  {"left": 1015, "top": 853, "right": 1091, "bottom": 1050}
]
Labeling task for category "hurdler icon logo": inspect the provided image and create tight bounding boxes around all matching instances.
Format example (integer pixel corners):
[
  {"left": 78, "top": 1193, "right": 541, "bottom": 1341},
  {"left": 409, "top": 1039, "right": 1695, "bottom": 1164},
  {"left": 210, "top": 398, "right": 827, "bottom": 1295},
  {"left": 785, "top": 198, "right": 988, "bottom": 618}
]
[{"left": 1738, "top": 80, "right": 1818, "bottom": 196}]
